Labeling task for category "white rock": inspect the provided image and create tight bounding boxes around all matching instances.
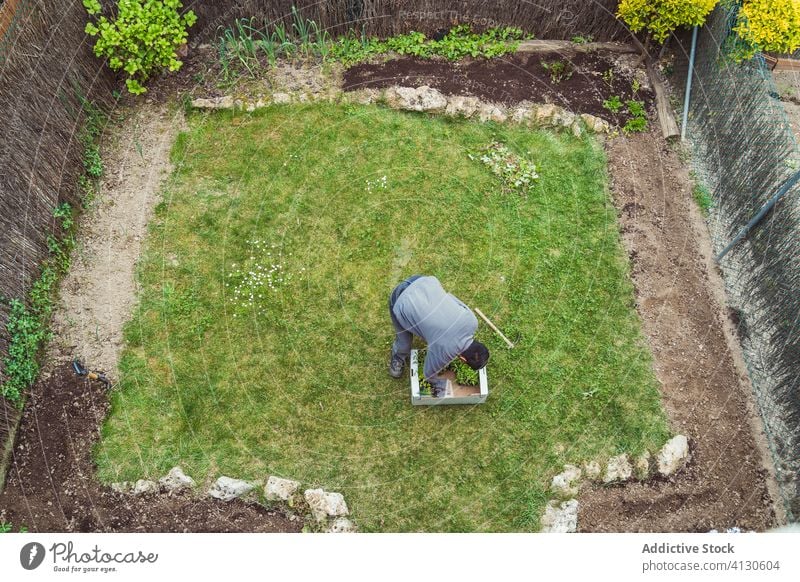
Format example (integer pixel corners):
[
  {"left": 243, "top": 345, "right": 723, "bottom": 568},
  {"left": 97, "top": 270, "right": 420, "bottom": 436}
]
[
  {"left": 477, "top": 103, "right": 507, "bottom": 123},
  {"left": 304, "top": 488, "right": 349, "bottom": 522},
  {"left": 272, "top": 92, "right": 292, "bottom": 105},
  {"left": 265, "top": 476, "right": 301, "bottom": 502},
  {"left": 540, "top": 499, "right": 578, "bottom": 533},
  {"left": 191, "top": 96, "right": 234, "bottom": 110},
  {"left": 534, "top": 103, "right": 558, "bottom": 126},
  {"left": 350, "top": 88, "right": 380, "bottom": 105},
  {"left": 556, "top": 109, "right": 576, "bottom": 128},
  {"left": 386, "top": 86, "right": 448, "bottom": 112},
  {"left": 444, "top": 95, "right": 481, "bottom": 118},
  {"left": 582, "top": 460, "right": 602, "bottom": 481},
  {"left": 208, "top": 476, "right": 256, "bottom": 501},
  {"left": 509, "top": 101, "right": 535, "bottom": 124},
  {"left": 604, "top": 454, "right": 633, "bottom": 483},
  {"left": 133, "top": 479, "right": 159, "bottom": 495},
  {"left": 159, "top": 466, "right": 196, "bottom": 493},
  {"left": 110, "top": 482, "right": 132, "bottom": 494},
  {"left": 327, "top": 517, "right": 357, "bottom": 533},
  {"left": 657, "top": 435, "right": 690, "bottom": 477},
  {"left": 581, "top": 113, "right": 609, "bottom": 133},
  {"left": 571, "top": 121, "right": 584, "bottom": 138},
  {"left": 634, "top": 452, "right": 652, "bottom": 480},
  {"left": 550, "top": 464, "right": 582, "bottom": 496}
]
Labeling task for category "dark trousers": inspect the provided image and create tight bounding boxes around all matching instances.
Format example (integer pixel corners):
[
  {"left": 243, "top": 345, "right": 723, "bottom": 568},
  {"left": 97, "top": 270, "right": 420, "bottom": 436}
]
[{"left": 388, "top": 275, "right": 422, "bottom": 360}]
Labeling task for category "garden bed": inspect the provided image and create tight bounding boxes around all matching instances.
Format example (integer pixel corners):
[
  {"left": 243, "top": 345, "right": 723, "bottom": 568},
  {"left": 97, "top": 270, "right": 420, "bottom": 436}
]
[{"left": 342, "top": 50, "right": 653, "bottom": 124}]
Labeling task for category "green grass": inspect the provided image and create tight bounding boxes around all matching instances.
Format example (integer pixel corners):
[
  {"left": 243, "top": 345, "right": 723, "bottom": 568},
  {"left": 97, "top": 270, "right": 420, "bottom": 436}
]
[
  {"left": 694, "top": 183, "right": 714, "bottom": 217},
  {"left": 95, "top": 103, "right": 669, "bottom": 531}
]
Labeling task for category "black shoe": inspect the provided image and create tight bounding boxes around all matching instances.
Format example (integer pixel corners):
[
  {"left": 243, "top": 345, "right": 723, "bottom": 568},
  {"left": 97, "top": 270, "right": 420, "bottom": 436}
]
[{"left": 389, "top": 355, "right": 406, "bottom": 378}]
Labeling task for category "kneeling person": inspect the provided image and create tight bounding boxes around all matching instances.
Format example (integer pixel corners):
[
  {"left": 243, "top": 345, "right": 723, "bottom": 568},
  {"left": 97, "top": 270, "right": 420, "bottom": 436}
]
[{"left": 388, "top": 275, "right": 489, "bottom": 397}]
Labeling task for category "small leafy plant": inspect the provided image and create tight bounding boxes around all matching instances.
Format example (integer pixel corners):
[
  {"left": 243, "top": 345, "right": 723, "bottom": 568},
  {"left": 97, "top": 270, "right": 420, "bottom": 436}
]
[
  {"left": 471, "top": 141, "right": 539, "bottom": 196},
  {"left": 449, "top": 358, "right": 479, "bottom": 386},
  {"left": 602, "top": 68, "right": 615, "bottom": 87},
  {"left": 693, "top": 183, "right": 714, "bottom": 216},
  {"left": 603, "top": 95, "right": 623, "bottom": 113},
  {"left": 83, "top": 144, "right": 103, "bottom": 177},
  {"left": 541, "top": 59, "right": 574, "bottom": 84},
  {"left": 623, "top": 99, "right": 648, "bottom": 133},
  {"left": 571, "top": 34, "right": 594, "bottom": 44},
  {"left": 329, "top": 25, "right": 527, "bottom": 66},
  {"left": 82, "top": 0, "right": 197, "bottom": 95},
  {"left": 1, "top": 203, "right": 76, "bottom": 403}
]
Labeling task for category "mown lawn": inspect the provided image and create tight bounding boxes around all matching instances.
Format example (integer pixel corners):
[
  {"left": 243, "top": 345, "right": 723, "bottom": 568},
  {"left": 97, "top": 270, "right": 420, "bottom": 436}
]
[{"left": 95, "top": 103, "right": 669, "bottom": 531}]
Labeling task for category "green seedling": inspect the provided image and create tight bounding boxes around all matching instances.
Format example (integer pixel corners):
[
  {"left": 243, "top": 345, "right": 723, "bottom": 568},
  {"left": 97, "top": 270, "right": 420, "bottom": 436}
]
[
  {"left": 541, "top": 59, "right": 574, "bottom": 84},
  {"left": 603, "top": 95, "right": 623, "bottom": 113}
]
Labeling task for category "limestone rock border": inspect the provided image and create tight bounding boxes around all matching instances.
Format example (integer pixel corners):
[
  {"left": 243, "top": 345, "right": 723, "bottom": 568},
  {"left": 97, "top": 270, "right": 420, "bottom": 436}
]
[
  {"left": 190, "top": 85, "right": 611, "bottom": 137},
  {"left": 110, "top": 466, "right": 356, "bottom": 532},
  {"left": 541, "top": 435, "right": 691, "bottom": 533}
]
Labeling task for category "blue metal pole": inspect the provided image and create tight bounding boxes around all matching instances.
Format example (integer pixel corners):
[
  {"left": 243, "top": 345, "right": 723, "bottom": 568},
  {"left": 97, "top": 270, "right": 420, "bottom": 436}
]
[
  {"left": 681, "top": 25, "right": 699, "bottom": 141},
  {"left": 715, "top": 168, "right": 800, "bottom": 263}
]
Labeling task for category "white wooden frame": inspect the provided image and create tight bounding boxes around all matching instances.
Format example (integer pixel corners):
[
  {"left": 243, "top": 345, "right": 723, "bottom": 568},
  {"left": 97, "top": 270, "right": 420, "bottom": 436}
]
[{"left": 410, "top": 349, "right": 488, "bottom": 406}]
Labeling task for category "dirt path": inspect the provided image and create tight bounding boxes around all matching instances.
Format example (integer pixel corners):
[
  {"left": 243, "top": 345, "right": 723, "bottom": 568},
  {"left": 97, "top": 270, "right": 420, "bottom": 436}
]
[
  {"left": 578, "top": 130, "right": 781, "bottom": 532},
  {"left": 0, "top": 106, "right": 299, "bottom": 532},
  {"left": 48, "top": 105, "right": 182, "bottom": 374}
]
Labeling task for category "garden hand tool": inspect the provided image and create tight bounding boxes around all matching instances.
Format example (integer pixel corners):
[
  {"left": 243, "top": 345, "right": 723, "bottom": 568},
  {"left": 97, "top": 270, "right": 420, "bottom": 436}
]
[{"left": 72, "top": 359, "right": 111, "bottom": 387}]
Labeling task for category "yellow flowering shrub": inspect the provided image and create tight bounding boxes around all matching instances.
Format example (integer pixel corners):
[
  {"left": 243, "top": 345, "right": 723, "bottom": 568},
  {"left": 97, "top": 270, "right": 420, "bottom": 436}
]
[
  {"left": 618, "top": 0, "right": 719, "bottom": 43},
  {"left": 734, "top": 0, "right": 800, "bottom": 56}
]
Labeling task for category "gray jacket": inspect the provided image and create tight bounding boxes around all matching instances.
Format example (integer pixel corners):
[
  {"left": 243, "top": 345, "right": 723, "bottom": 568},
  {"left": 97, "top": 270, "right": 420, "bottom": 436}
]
[{"left": 391, "top": 276, "right": 478, "bottom": 381}]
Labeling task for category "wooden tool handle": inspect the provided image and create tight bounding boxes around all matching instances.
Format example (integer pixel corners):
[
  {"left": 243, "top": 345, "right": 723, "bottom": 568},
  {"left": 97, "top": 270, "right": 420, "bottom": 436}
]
[{"left": 474, "top": 307, "right": 514, "bottom": 349}]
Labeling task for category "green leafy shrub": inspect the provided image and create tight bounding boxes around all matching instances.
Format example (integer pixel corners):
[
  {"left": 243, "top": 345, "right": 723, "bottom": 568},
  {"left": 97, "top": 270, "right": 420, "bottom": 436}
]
[
  {"left": 617, "top": 0, "right": 718, "bottom": 43},
  {"left": 731, "top": 0, "right": 800, "bottom": 59},
  {"left": 82, "top": 0, "right": 197, "bottom": 95}
]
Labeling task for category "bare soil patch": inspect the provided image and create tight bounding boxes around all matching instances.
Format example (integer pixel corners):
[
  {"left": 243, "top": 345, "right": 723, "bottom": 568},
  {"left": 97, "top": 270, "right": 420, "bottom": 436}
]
[
  {"left": 579, "top": 130, "right": 779, "bottom": 532},
  {"left": 772, "top": 70, "right": 800, "bottom": 143},
  {"left": 343, "top": 51, "right": 652, "bottom": 123}
]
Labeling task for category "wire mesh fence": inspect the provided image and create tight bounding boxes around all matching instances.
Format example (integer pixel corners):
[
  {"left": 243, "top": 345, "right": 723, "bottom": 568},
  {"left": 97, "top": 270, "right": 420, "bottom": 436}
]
[{"left": 688, "top": 5, "right": 800, "bottom": 522}]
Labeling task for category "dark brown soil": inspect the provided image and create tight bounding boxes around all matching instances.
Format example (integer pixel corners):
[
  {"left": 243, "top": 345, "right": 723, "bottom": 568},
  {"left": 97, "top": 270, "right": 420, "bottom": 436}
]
[
  {"left": 578, "top": 130, "right": 779, "bottom": 532},
  {"left": 343, "top": 51, "right": 652, "bottom": 123},
  {"left": 0, "top": 364, "right": 301, "bottom": 532}
]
